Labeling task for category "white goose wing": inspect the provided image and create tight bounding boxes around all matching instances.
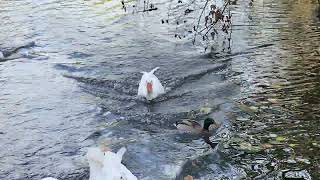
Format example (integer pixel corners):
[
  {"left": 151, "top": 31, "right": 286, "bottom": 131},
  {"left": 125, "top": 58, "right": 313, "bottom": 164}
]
[
  {"left": 138, "top": 72, "right": 148, "bottom": 97},
  {"left": 86, "top": 147, "right": 105, "bottom": 180},
  {"left": 148, "top": 73, "right": 165, "bottom": 99},
  {"left": 102, "top": 147, "right": 138, "bottom": 180}
]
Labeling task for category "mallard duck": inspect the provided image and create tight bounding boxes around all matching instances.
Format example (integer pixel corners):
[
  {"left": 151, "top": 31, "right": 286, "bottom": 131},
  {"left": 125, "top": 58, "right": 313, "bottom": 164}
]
[
  {"left": 138, "top": 67, "right": 165, "bottom": 101},
  {"left": 86, "top": 146, "right": 137, "bottom": 180},
  {"left": 175, "top": 117, "right": 219, "bottom": 134}
]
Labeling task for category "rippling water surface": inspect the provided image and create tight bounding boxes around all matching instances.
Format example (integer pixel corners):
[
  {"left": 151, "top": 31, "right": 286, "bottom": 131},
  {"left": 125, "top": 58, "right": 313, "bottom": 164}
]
[{"left": 0, "top": 0, "right": 319, "bottom": 179}]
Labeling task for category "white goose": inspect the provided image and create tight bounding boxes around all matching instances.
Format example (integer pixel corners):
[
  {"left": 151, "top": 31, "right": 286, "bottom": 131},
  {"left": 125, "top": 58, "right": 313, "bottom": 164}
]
[
  {"left": 86, "top": 147, "right": 137, "bottom": 180},
  {"left": 41, "top": 147, "right": 136, "bottom": 180},
  {"left": 138, "top": 67, "right": 165, "bottom": 100}
]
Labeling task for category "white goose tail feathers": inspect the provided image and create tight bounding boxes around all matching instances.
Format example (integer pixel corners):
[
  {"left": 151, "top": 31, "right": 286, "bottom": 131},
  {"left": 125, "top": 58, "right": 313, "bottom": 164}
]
[
  {"left": 87, "top": 147, "right": 137, "bottom": 180},
  {"left": 149, "top": 67, "right": 159, "bottom": 74},
  {"left": 116, "top": 147, "right": 126, "bottom": 160}
]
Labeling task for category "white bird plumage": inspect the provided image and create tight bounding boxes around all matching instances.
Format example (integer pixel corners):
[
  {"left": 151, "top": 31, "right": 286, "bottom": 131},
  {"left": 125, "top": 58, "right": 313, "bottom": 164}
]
[
  {"left": 0, "top": 51, "right": 4, "bottom": 59},
  {"left": 138, "top": 67, "right": 165, "bottom": 100},
  {"left": 41, "top": 147, "right": 136, "bottom": 180},
  {"left": 86, "top": 147, "right": 137, "bottom": 180}
]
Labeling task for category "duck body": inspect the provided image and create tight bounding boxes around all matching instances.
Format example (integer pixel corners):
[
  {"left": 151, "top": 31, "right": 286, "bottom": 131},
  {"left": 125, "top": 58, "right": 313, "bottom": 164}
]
[
  {"left": 175, "top": 119, "right": 206, "bottom": 134},
  {"left": 138, "top": 67, "right": 165, "bottom": 101},
  {"left": 175, "top": 118, "right": 219, "bottom": 148},
  {"left": 86, "top": 147, "right": 137, "bottom": 180},
  {"left": 175, "top": 118, "right": 218, "bottom": 135}
]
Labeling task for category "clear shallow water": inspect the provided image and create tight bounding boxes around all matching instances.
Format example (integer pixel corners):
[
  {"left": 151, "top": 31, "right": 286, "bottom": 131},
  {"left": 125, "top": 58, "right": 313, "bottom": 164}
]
[{"left": 0, "top": 0, "right": 319, "bottom": 179}]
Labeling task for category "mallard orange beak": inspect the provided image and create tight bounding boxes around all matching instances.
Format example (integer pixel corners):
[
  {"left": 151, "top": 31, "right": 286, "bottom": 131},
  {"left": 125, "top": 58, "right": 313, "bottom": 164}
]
[{"left": 147, "top": 82, "right": 153, "bottom": 93}]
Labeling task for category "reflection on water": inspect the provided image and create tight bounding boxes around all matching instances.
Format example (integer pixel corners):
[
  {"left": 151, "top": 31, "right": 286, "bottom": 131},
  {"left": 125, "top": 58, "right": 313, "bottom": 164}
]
[
  {"left": 229, "top": 0, "right": 320, "bottom": 178},
  {"left": 0, "top": 0, "right": 319, "bottom": 179}
]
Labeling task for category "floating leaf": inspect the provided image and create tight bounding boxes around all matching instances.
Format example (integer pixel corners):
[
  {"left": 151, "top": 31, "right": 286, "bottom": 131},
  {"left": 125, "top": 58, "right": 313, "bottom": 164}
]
[
  {"left": 237, "top": 103, "right": 258, "bottom": 114},
  {"left": 296, "top": 157, "right": 311, "bottom": 164},
  {"left": 239, "top": 142, "right": 262, "bottom": 153},
  {"left": 269, "top": 133, "right": 278, "bottom": 138},
  {"left": 261, "top": 143, "right": 273, "bottom": 149},
  {"left": 236, "top": 117, "right": 250, "bottom": 121},
  {"left": 289, "top": 143, "right": 298, "bottom": 147},
  {"left": 276, "top": 136, "right": 285, "bottom": 142},
  {"left": 73, "top": 61, "right": 82, "bottom": 65},
  {"left": 80, "top": 95, "right": 90, "bottom": 100},
  {"left": 271, "top": 82, "right": 282, "bottom": 89},
  {"left": 199, "top": 107, "right": 212, "bottom": 114},
  {"left": 269, "top": 140, "right": 283, "bottom": 145},
  {"left": 287, "top": 159, "right": 297, "bottom": 164},
  {"left": 267, "top": 98, "right": 278, "bottom": 104},
  {"left": 239, "top": 142, "right": 252, "bottom": 149},
  {"left": 249, "top": 106, "right": 258, "bottom": 112}
]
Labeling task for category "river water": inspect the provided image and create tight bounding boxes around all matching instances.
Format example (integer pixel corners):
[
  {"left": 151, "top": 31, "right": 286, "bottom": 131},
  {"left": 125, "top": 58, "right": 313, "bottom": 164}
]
[{"left": 0, "top": 0, "right": 319, "bottom": 179}]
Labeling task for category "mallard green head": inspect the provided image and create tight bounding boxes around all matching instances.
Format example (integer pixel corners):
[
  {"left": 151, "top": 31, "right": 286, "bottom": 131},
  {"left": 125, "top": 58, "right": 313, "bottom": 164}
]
[{"left": 203, "top": 118, "right": 215, "bottom": 130}]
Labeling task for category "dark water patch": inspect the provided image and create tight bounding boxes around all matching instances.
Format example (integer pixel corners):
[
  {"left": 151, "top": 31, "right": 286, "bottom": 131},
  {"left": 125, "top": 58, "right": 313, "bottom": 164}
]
[
  {"left": 209, "top": 43, "right": 275, "bottom": 59},
  {"left": 0, "top": 41, "right": 35, "bottom": 57},
  {"left": 166, "top": 63, "right": 228, "bottom": 89},
  {"left": 67, "top": 51, "right": 93, "bottom": 59},
  {"left": 176, "top": 150, "right": 243, "bottom": 179},
  {"left": 0, "top": 41, "right": 37, "bottom": 63},
  {"left": 64, "top": 74, "right": 140, "bottom": 96},
  {"left": 54, "top": 64, "right": 88, "bottom": 73}
]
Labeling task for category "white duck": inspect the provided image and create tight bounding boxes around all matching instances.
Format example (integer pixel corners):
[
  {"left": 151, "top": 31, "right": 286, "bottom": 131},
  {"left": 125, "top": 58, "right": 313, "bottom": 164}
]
[
  {"left": 138, "top": 67, "right": 165, "bottom": 101},
  {"left": 86, "top": 147, "right": 137, "bottom": 180}
]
